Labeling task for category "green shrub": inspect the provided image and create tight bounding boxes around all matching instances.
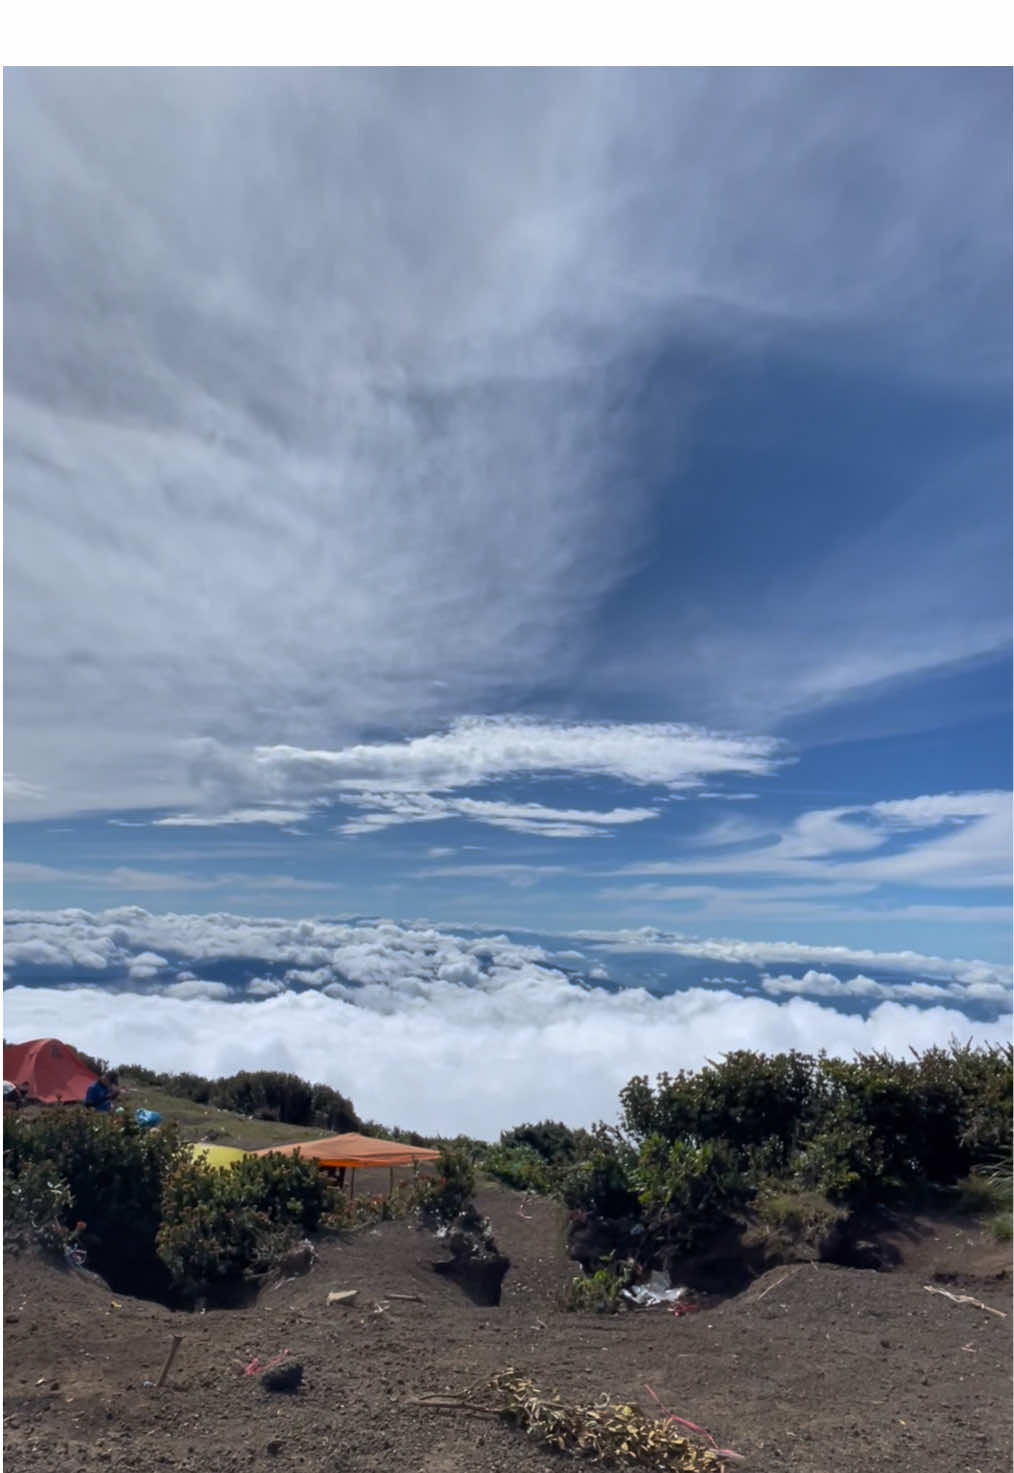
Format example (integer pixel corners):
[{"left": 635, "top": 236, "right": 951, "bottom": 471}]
[
  {"left": 157, "top": 1159, "right": 297, "bottom": 1298},
  {"left": 116, "top": 1061, "right": 361, "bottom": 1132},
  {"left": 157, "top": 1152, "right": 333, "bottom": 1297},
  {"left": 564, "top": 1262, "right": 634, "bottom": 1314},
  {"left": 483, "top": 1143, "right": 555, "bottom": 1195},
  {"left": 500, "top": 1120, "right": 591, "bottom": 1165},
  {"left": 3, "top": 1108, "right": 188, "bottom": 1288},
  {"left": 619, "top": 1045, "right": 1013, "bottom": 1209},
  {"left": 561, "top": 1134, "right": 640, "bottom": 1220},
  {"left": 225, "top": 1151, "right": 331, "bottom": 1233},
  {"left": 417, "top": 1144, "right": 476, "bottom": 1222},
  {"left": 3, "top": 1160, "right": 76, "bottom": 1255},
  {"left": 632, "top": 1135, "right": 751, "bottom": 1260}
]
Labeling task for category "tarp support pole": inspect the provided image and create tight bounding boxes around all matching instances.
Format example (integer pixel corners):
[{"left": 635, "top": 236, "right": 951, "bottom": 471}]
[
  {"left": 389, "top": 1166, "right": 394, "bottom": 1195},
  {"left": 350, "top": 1168, "right": 356, "bottom": 1198}
]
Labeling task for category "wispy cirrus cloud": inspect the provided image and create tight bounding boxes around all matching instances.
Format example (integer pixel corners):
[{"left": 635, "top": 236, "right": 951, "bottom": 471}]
[
  {"left": 153, "top": 807, "right": 314, "bottom": 828},
  {"left": 4, "top": 70, "right": 1008, "bottom": 822},
  {"left": 2, "top": 861, "right": 335, "bottom": 895},
  {"left": 169, "top": 717, "right": 783, "bottom": 838},
  {"left": 611, "top": 791, "right": 1011, "bottom": 890}
]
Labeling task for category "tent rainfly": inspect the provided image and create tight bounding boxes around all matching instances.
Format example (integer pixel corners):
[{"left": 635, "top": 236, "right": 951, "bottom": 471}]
[
  {"left": 251, "top": 1132, "right": 440, "bottom": 1170},
  {"left": 2, "top": 1038, "right": 99, "bottom": 1104}
]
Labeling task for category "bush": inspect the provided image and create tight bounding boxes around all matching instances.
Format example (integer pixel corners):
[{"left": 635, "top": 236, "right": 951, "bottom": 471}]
[
  {"left": 157, "top": 1152, "right": 333, "bottom": 1298},
  {"left": 225, "top": 1151, "right": 331, "bottom": 1233},
  {"left": 483, "top": 1143, "right": 555, "bottom": 1195},
  {"left": 157, "top": 1161, "right": 297, "bottom": 1298},
  {"left": 2, "top": 1109, "right": 337, "bottom": 1302},
  {"left": 620, "top": 1045, "right": 1013, "bottom": 1208},
  {"left": 632, "top": 1135, "right": 751, "bottom": 1261},
  {"left": 116, "top": 1062, "right": 361, "bottom": 1132},
  {"left": 417, "top": 1144, "right": 476, "bottom": 1223},
  {"left": 3, "top": 1160, "right": 76, "bottom": 1255},
  {"left": 500, "top": 1120, "right": 591, "bottom": 1165},
  {"left": 564, "top": 1263, "right": 634, "bottom": 1314},
  {"left": 561, "top": 1133, "right": 639, "bottom": 1220},
  {"left": 3, "top": 1108, "right": 189, "bottom": 1292}
]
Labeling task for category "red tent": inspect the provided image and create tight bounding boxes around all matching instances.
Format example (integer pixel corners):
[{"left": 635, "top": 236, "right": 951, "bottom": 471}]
[{"left": 2, "top": 1038, "right": 99, "bottom": 1104}]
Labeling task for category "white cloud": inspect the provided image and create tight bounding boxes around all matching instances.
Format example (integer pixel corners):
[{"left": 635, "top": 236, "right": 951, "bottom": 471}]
[
  {"left": 3, "top": 979, "right": 1008, "bottom": 1139},
  {"left": 573, "top": 926, "right": 1011, "bottom": 990},
  {"left": 4, "top": 775, "right": 46, "bottom": 802},
  {"left": 3, "top": 861, "right": 336, "bottom": 896},
  {"left": 251, "top": 718, "right": 783, "bottom": 793},
  {"left": 175, "top": 718, "right": 783, "bottom": 837},
  {"left": 2, "top": 906, "right": 1009, "bottom": 1134},
  {"left": 611, "top": 790, "right": 1012, "bottom": 891},
  {"left": 162, "top": 978, "right": 232, "bottom": 1001},
  {"left": 126, "top": 951, "right": 169, "bottom": 980},
  {"left": 153, "top": 807, "right": 313, "bottom": 828}
]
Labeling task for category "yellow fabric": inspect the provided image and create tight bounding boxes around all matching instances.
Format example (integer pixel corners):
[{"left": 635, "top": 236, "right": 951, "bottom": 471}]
[{"left": 188, "top": 1143, "right": 248, "bottom": 1168}]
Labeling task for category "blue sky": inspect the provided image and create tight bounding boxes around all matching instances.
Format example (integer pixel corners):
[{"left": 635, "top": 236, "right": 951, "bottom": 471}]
[{"left": 2, "top": 69, "right": 1011, "bottom": 1126}]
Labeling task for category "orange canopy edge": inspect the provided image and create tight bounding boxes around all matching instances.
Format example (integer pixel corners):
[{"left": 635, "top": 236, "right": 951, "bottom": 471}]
[{"left": 252, "top": 1131, "right": 440, "bottom": 1168}]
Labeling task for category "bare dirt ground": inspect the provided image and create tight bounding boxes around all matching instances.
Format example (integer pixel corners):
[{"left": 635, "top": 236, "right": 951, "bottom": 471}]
[{"left": 4, "top": 1183, "right": 1011, "bottom": 1473}]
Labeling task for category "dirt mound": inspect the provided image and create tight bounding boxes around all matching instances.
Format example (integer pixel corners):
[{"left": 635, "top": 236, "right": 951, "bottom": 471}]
[{"left": 4, "top": 1184, "right": 1011, "bottom": 1473}]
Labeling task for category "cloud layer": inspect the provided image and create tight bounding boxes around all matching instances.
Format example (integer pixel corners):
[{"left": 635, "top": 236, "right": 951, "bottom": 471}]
[{"left": 3, "top": 907, "right": 1009, "bottom": 1136}]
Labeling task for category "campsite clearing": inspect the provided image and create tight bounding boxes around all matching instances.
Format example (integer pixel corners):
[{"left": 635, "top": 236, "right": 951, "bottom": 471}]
[{"left": 4, "top": 1182, "right": 1011, "bottom": 1473}]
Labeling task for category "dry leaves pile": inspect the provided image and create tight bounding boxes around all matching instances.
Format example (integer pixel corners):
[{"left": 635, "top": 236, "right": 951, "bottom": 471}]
[{"left": 414, "top": 1367, "right": 736, "bottom": 1470}]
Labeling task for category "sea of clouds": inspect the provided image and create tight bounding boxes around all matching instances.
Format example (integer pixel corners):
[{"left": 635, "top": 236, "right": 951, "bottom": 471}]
[{"left": 3, "top": 908, "right": 1010, "bottom": 1138}]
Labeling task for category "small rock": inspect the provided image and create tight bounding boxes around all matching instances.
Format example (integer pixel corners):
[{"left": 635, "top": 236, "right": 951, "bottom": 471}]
[
  {"left": 262, "top": 1360, "right": 303, "bottom": 1393},
  {"left": 267, "top": 1440, "right": 283, "bottom": 1456}
]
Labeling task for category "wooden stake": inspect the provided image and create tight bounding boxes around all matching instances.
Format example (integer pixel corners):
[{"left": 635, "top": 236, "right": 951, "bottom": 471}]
[{"left": 155, "top": 1334, "right": 183, "bottom": 1388}]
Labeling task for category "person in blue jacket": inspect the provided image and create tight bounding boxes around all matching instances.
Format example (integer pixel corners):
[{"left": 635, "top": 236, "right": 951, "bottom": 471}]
[{"left": 84, "top": 1071, "right": 120, "bottom": 1111}]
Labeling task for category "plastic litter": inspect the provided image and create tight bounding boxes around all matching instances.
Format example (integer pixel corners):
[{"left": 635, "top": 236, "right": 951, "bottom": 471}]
[
  {"left": 243, "top": 1348, "right": 290, "bottom": 1376},
  {"left": 135, "top": 1108, "right": 162, "bottom": 1129},
  {"left": 622, "top": 1270, "right": 690, "bottom": 1307}
]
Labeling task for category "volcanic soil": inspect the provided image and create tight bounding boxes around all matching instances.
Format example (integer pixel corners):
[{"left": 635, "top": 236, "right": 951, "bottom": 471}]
[{"left": 4, "top": 1183, "right": 1011, "bottom": 1473}]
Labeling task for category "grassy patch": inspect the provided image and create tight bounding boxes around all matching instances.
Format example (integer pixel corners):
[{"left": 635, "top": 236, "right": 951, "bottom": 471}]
[
  {"left": 744, "top": 1188, "right": 847, "bottom": 1262},
  {"left": 118, "top": 1079, "right": 326, "bottom": 1151}
]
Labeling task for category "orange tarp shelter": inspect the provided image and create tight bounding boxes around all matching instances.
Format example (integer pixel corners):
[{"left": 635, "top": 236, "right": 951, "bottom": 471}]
[
  {"left": 3, "top": 1038, "right": 98, "bottom": 1104},
  {"left": 252, "top": 1132, "right": 440, "bottom": 1169}
]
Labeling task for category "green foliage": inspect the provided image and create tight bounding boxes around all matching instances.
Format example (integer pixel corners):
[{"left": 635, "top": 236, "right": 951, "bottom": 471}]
[
  {"left": 483, "top": 1143, "right": 555, "bottom": 1195},
  {"left": 225, "top": 1151, "right": 331, "bottom": 1232},
  {"left": 3, "top": 1109, "right": 336, "bottom": 1301},
  {"left": 990, "top": 1211, "right": 1013, "bottom": 1242},
  {"left": 564, "top": 1262, "right": 634, "bottom": 1314},
  {"left": 633, "top": 1135, "right": 751, "bottom": 1259},
  {"left": 485, "top": 1121, "right": 594, "bottom": 1194},
  {"left": 621, "top": 1044, "right": 1013, "bottom": 1206},
  {"left": 3, "top": 1160, "right": 77, "bottom": 1255},
  {"left": 416, "top": 1144, "right": 477, "bottom": 1223},
  {"left": 500, "top": 1120, "right": 591, "bottom": 1164},
  {"left": 3, "top": 1107, "right": 188, "bottom": 1284},
  {"left": 157, "top": 1150, "right": 332, "bottom": 1297},
  {"left": 156, "top": 1160, "right": 295, "bottom": 1298},
  {"left": 561, "top": 1132, "right": 640, "bottom": 1219}
]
